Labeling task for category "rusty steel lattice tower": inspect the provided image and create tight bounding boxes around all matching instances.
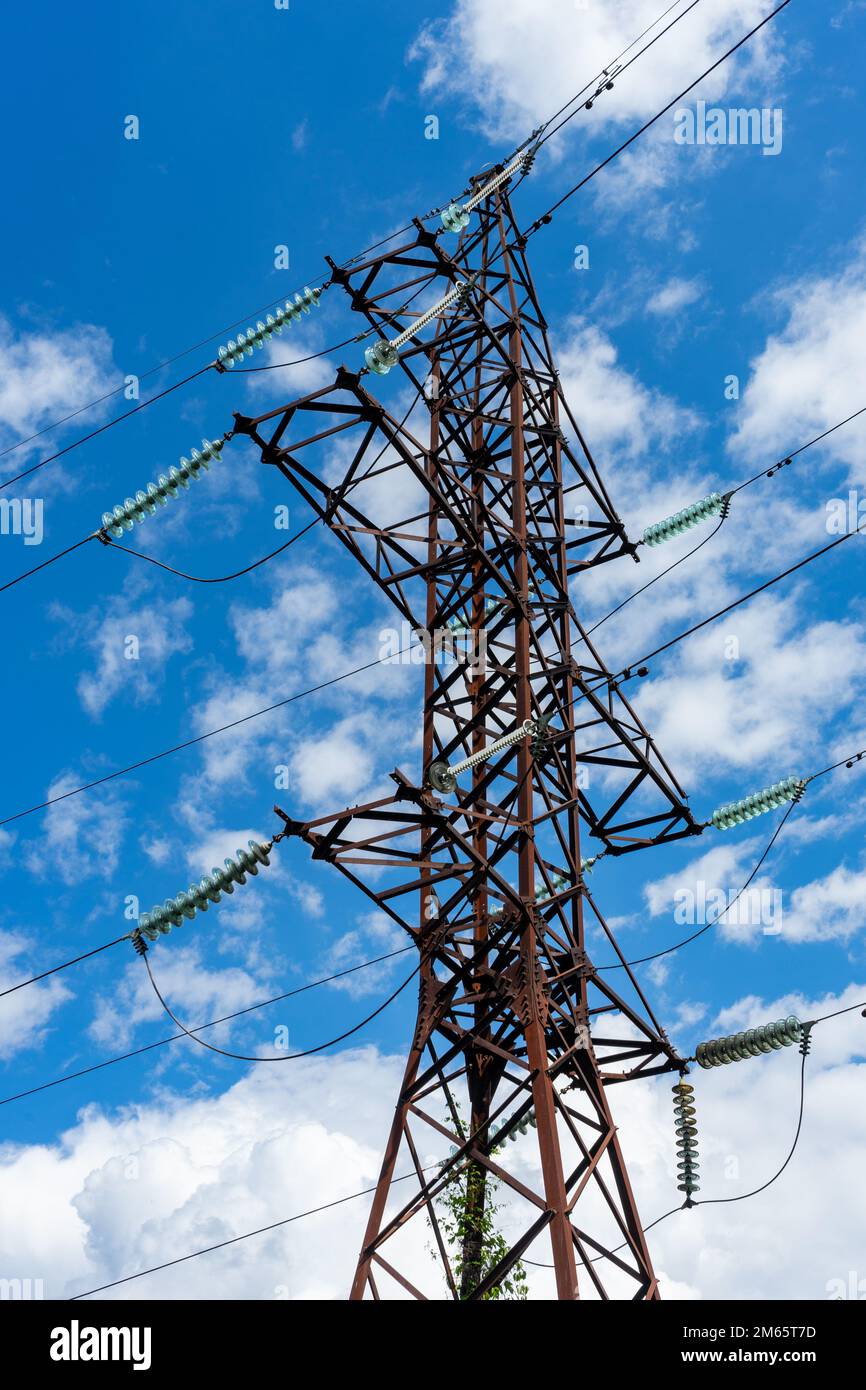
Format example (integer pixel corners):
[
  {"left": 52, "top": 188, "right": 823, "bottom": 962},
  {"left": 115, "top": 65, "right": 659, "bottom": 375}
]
[{"left": 234, "top": 168, "right": 701, "bottom": 1300}]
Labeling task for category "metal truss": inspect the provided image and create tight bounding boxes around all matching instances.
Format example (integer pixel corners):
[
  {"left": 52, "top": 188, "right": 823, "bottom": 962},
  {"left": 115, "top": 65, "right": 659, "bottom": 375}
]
[{"left": 234, "top": 174, "right": 700, "bottom": 1299}]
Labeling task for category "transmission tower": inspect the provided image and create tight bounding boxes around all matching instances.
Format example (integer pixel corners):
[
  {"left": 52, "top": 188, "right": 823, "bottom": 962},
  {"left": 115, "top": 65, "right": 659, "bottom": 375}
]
[{"left": 234, "top": 168, "right": 702, "bottom": 1300}]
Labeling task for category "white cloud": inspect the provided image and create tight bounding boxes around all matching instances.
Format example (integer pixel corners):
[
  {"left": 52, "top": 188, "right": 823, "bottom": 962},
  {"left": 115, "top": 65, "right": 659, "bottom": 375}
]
[
  {"left": 643, "top": 829, "right": 866, "bottom": 948},
  {"left": 0, "top": 982, "right": 863, "bottom": 1299},
  {"left": 23, "top": 779, "right": 126, "bottom": 886},
  {"left": 187, "top": 682, "right": 273, "bottom": 791},
  {"left": 729, "top": 235, "right": 866, "bottom": 478},
  {"left": 229, "top": 569, "right": 339, "bottom": 680},
  {"left": 646, "top": 276, "right": 704, "bottom": 316},
  {"left": 410, "top": 1, "right": 787, "bottom": 154},
  {"left": 49, "top": 591, "right": 193, "bottom": 720},
  {"left": 0, "top": 1048, "right": 408, "bottom": 1300},
  {"left": 776, "top": 859, "right": 866, "bottom": 944},
  {"left": 0, "top": 317, "right": 117, "bottom": 462},
  {"left": 557, "top": 319, "right": 699, "bottom": 461},
  {"left": 644, "top": 837, "right": 759, "bottom": 918},
  {"left": 0, "top": 931, "right": 71, "bottom": 1058},
  {"left": 290, "top": 714, "right": 378, "bottom": 807},
  {"left": 633, "top": 596, "right": 866, "bottom": 781},
  {"left": 243, "top": 331, "right": 334, "bottom": 399},
  {"left": 320, "top": 911, "right": 407, "bottom": 999},
  {"left": 141, "top": 837, "right": 173, "bottom": 868}
]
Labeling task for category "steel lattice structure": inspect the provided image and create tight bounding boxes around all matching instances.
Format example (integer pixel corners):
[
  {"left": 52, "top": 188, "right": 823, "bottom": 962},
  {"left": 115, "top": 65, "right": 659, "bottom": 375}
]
[{"left": 234, "top": 173, "right": 703, "bottom": 1300}]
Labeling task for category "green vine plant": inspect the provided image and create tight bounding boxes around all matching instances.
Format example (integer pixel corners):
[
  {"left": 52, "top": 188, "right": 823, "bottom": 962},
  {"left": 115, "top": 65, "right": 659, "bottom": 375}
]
[{"left": 429, "top": 1108, "right": 529, "bottom": 1300}]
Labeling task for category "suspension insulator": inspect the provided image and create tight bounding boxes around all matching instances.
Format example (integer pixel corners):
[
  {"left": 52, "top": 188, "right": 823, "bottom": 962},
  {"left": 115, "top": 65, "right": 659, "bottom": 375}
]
[
  {"left": 534, "top": 861, "right": 600, "bottom": 903},
  {"left": 216, "top": 286, "right": 321, "bottom": 368},
  {"left": 440, "top": 202, "right": 471, "bottom": 234},
  {"left": 695, "top": 1015, "right": 802, "bottom": 1068},
  {"left": 672, "top": 1080, "right": 700, "bottom": 1196},
  {"left": 100, "top": 438, "right": 225, "bottom": 537},
  {"left": 137, "top": 840, "right": 272, "bottom": 942},
  {"left": 534, "top": 872, "right": 568, "bottom": 904},
  {"left": 490, "top": 1107, "right": 537, "bottom": 1146},
  {"left": 364, "top": 339, "right": 400, "bottom": 376},
  {"left": 508, "top": 1109, "right": 537, "bottom": 1142},
  {"left": 710, "top": 776, "right": 805, "bottom": 830},
  {"left": 642, "top": 492, "right": 726, "bottom": 547},
  {"left": 447, "top": 597, "right": 501, "bottom": 636}
]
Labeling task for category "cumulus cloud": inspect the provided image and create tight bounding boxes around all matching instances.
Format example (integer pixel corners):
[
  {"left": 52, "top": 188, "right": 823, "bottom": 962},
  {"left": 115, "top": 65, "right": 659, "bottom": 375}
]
[
  {"left": 646, "top": 276, "right": 705, "bottom": 316},
  {"left": 87, "top": 943, "right": 271, "bottom": 1052},
  {"left": 770, "top": 860, "right": 866, "bottom": 944},
  {"left": 729, "top": 235, "right": 866, "bottom": 478},
  {"left": 0, "top": 982, "right": 863, "bottom": 1299},
  {"left": 411, "top": 1, "right": 785, "bottom": 141},
  {"left": 290, "top": 714, "right": 378, "bottom": 808},
  {"left": 0, "top": 316, "right": 117, "bottom": 463},
  {"left": 0, "top": 1049, "right": 408, "bottom": 1300},
  {"left": 633, "top": 595, "right": 866, "bottom": 781},
  {"left": 556, "top": 319, "right": 700, "bottom": 461},
  {"left": 49, "top": 591, "right": 194, "bottom": 720},
  {"left": 23, "top": 779, "right": 127, "bottom": 886},
  {"left": 319, "top": 911, "right": 407, "bottom": 999},
  {"left": 0, "top": 931, "right": 72, "bottom": 1058}
]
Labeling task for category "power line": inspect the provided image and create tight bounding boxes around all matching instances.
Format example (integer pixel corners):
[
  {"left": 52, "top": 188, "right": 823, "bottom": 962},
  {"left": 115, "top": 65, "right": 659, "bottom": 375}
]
[
  {"left": 0, "top": 932, "right": 132, "bottom": 1000},
  {"left": 728, "top": 403, "right": 866, "bottom": 498},
  {"left": 70, "top": 1016, "right": 826, "bottom": 1297},
  {"left": 696, "top": 1045, "right": 808, "bottom": 1208},
  {"left": 0, "top": 289, "right": 434, "bottom": 599},
  {"left": 100, "top": 518, "right": 320, "bottom": 585},
  {"left": 584, "top": 398, "right": 866, "bottom": 636},
  {"left": 0, "top": 646, "right": 413, "bottom": 831},
  {"left": 528, "top": 1036, "right": 814, "bottom": 1270},
  {"left": 0, "top": 946, "right": 414, "bottom": 1109},
  {"left": 4, "top": 516, "right": 863, "bottom": 834},
  {"left": 70, "top": 1167, "right": 434, "bottom": 1300},
  {"left": 526, "top": 0, "right": 793, "bottom": 234},
  {"left": 0, "top": 287, "right": 336, "bottom": 466},
  {"left": 0, "top": 2, "right": 726, "bottom": 486},
  {"left": 0, "top": 533, "right": 99, "bottom": 596},
  {"left": 595, "top": 798, "right": 800, "bottom": 973},
  {"left": 0, "top": 365, "right": 213, "bottom": 491},
  {"left": 592, "top": 739, "right": 866, "bottom": 972},
  {"left": 568, "top": 511, "right": 866, "bottom": 719},
  {"left": 226, "top": 331, "right": 372, "bottom": 373},
  {"left": 585, "top": 512, "right": 728, "bottom": 637},
  {"left": 538, "top": 0, "right": 704, "bottom": 148},
  {"left": 141, "top": 948, "right": 419, "bottom": 1063},
  {"left": 812, "top": 998, "right": 866, "bottom": 1024},
  {"left": 631, "top": 516, "right": 866, "bottom": 673},
  {"left": 99, "top": 379, "right": 428, "bottom": 584},
  {"left": 0, "top": 329, "right": 377, "bottom": 495},
  {"left": 1, "top": 510, "right": 318, "bottom": 596}
]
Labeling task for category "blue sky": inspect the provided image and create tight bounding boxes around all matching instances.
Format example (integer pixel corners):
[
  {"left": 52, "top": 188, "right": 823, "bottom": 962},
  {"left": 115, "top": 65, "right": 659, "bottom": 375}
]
[{"left": 1, "top": 0, "right": 866, "bottom": 1300}]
